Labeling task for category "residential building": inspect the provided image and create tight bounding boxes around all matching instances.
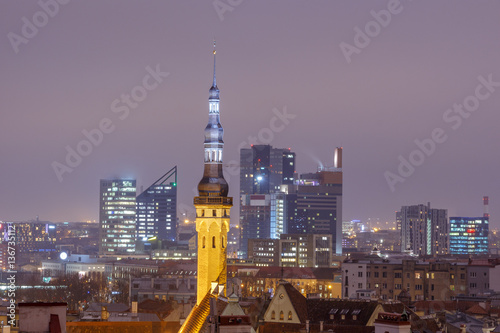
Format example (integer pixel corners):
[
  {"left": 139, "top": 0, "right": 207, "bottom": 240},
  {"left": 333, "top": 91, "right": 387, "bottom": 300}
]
[{"left": 398, "top": 203, "right": 448, "bottom": 256}]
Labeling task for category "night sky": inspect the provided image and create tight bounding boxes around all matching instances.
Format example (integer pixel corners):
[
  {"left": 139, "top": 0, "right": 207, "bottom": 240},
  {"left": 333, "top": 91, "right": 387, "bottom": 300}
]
[{"left": 1, "top": 1, "right": 499, "bottom": 229}]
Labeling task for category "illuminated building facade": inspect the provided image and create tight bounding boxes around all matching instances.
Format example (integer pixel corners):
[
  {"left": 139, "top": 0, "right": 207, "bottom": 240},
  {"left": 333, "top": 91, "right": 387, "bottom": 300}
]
[
  {"left": 136, "top": 166, "right": 177, "bottom": 242},
  {"left": 449, "top": 217, "right": 489, "bottom": 254},
  {"left": 398, "top": 203, "right": 448, "bottom": 256},
  {"left": 99, "top": 179, "right": 136, "bottom": 255}
]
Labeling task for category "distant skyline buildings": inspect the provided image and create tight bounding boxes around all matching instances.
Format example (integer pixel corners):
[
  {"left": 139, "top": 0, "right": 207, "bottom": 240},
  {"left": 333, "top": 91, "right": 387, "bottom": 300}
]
[{"left": 99, "top": 179, "right": 136, "bottom": 255}]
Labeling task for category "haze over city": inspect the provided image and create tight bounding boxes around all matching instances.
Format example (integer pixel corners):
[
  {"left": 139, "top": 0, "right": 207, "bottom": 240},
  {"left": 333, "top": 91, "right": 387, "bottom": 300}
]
[{"left": 1, "top": 1, "right": 499, "bottom": 228}]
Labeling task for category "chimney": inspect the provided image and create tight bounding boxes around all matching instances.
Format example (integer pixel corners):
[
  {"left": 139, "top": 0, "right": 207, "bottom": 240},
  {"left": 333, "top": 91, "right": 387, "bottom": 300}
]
[
  {"left": 460, "top": 324, "right": 466, "bottom": 333},
  {"left": 320, "top": 320, "right": 324, "bottom": 332},
  {"left": 334, "top": 147, "right": 343, "bottom": 169},
  {"left": 132, "top": 301, "right": 138, "bottom": 314},
  {"left": 306, "top": 320, "right": 310, "bottom": 332},
  {"left": 483, "top": 196, "right": 490, "bottom": 219}
]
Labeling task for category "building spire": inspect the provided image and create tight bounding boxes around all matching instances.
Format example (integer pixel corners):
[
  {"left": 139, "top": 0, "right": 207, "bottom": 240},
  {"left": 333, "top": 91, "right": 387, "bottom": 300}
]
[{"left": 212, "top": 40, "right": 217, "bottom": 88}]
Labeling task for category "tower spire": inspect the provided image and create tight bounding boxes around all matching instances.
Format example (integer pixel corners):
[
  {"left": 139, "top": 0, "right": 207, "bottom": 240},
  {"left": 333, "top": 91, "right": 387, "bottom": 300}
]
[{"left": 212, "top": 40, "right": 217, "bottom": 88}]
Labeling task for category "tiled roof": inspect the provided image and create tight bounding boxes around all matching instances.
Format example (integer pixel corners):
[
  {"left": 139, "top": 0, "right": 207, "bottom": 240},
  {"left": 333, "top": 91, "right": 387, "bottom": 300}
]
[
  {"left": 283, "top": 282, "right": 308, "bottom": 323},
  {"left": 306, "top": 299, "right": 379, "bottom": 326},
  {"left": 466, "top": 304, "right": 488, "bottom": 315}
]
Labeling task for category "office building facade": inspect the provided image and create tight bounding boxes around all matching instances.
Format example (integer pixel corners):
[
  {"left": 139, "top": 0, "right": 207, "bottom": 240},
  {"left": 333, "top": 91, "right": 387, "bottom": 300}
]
[
  {"left": 449, "top": 217, "right": 488, "bottom": 254},
  {"left": 99, "top": 179, "right": 137, "bottom": 255},
  {"left": 136, "top": 166, "right": 177, "bottom": 242}
]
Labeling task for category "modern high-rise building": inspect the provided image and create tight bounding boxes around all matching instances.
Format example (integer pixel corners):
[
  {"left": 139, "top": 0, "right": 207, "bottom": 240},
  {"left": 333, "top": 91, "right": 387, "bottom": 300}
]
[
  {"left": 99, "top": 179, "right": 136, "bottom": 255},
  {"left": 239, "top": 145, "right": 295, "bottom": 195},
  {"left": 239, "top": 145, "right": 296, "bottom": 256},
  {"left": 449, "top": 217, "right": 489, "bottom": 254},
  {"left": 136, "top": 166, "right": 177, "bottom": 242},
  {"left": 398, "top": 203, "right": 448, "bottom": 256},
  {"left": 286, "top": 166, "right": 343, "bottom": 255}
]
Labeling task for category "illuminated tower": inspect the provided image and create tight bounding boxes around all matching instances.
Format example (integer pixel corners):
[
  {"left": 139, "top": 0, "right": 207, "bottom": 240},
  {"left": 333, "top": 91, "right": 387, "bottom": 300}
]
[{"left": 194, "top": 42, "right": 232, "bottom": 305}]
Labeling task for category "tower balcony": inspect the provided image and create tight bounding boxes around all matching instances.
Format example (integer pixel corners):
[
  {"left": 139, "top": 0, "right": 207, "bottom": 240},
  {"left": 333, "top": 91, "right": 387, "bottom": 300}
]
[{"left": 194, "top": 196, "right": 233, "bottom": 206}]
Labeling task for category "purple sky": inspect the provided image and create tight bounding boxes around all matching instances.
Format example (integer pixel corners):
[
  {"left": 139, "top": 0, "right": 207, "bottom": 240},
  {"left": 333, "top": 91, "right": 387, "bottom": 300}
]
[{"left": 1, "top": 1, "right": 499, "bottom": 229}]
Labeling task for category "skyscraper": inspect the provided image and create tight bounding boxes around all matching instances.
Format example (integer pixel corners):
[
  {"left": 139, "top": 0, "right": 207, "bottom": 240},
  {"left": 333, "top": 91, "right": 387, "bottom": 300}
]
[
  {"left": 239, "top": 145, "right": 295, "bottom": 256},
  {"left": 99, "top": 179, "right": 136, "bottom": 255},
  {"left": 240, "top": 145, "right": 295, "bottom": 195},
  {"left": 287, "top": 164, "right": 343, "bottom": 255},
  {"left": 136, "top": 166, "right": 177, "bottom": 242},
  {"left": 449, "top": 217, "right": 489, "bottom": 254},
  {"left": 398, "top": 202, "right": 448, "bottom": 256}
]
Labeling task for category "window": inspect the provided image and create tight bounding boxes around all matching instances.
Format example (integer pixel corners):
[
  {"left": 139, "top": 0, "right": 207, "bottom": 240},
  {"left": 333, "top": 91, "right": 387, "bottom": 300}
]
[
  {"left": 395, "top": 284, "right": 402, "bottom": 290},
  {"left": 382, "top": 283, "right": 387, "bottom": 289},
  {"left": 358, "top": 272, "right": 363, "bottom": 277},
  {"left": 431, "top": 284, "right": 434, "bottom": 291},
  {"left": 470, "top": 283, "right": 477, "bottom": 288},
  {"left": 271, "top": 311, "right": 275, "bottom": 320},
  {"left": 415, "top": 285, "right": 422, "bottom": 290},
  {"left": 212, "top": 236, "right": 216, "bottom": 248},
  {"left": 395, "top": 273, "right": 402, "bottom": 278},
  {"left": 367, "top": 272, "right": 371, "bottom": 277},
  {"left": 202, "top": 237, "right": 206, "bottom": 248},
  {"left": 415, "top": 272, "right": 421, "bottom": 279},
  {"left": 358, "top": 283, "right": 363, "bottom": 288},
  {"left": 460, "top": 274, "right": 465, "bottom": 279},
  {"left": 213, "top": 209, "right": 217, "bottom": 217},
  {"left": 221, "top": 236, "right": 225, "bottom": 248},
  {"left": 288, "top": 311, "right": 293, "bottom": 320},
  {"left": 374, "top": 272, "right": 379, "bottom": 278},
  {"left": 382, "top": 272, "right": 387, "bottom": 278},
  {"left": 470, "top": 272, "right": 477, "bottom": 278},
  {"left": 279, "top": 311, "right": 284, "bottom": 321}
]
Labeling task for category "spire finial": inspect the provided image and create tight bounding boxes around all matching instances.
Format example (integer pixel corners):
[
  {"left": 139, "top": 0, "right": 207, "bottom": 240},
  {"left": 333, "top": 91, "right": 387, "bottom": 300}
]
[{"left": 212, "top": 40, "right": 217, "bottom": 87}]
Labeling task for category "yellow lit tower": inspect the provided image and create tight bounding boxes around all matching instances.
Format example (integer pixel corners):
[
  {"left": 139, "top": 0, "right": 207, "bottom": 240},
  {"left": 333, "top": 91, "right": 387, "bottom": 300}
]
[
  {"left": 178, "top": 42, "right": 231, "bottom": 333},
  {"left": 195, "top": 41, "right": 232, "bottom": 305}
]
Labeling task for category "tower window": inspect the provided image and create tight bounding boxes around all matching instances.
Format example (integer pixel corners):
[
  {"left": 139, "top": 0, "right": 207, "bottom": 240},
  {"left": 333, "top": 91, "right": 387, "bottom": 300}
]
[
  {"left": 202, "top": 237, "right": 206, "bottom": 248},
  {"left": 212, "top": 236, "right": 216, "bottom": 248},
  {"left": 222, "top": 236, "right": 225, "bottom": 248},
  {"left": 213, "top": 210, "right": 217, "bottom": 217}
]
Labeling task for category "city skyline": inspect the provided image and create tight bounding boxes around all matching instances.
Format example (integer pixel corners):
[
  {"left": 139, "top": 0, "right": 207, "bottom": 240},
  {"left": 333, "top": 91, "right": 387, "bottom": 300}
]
[{"left": 2, "top": 1, "right": 500, "bottom": 229}]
